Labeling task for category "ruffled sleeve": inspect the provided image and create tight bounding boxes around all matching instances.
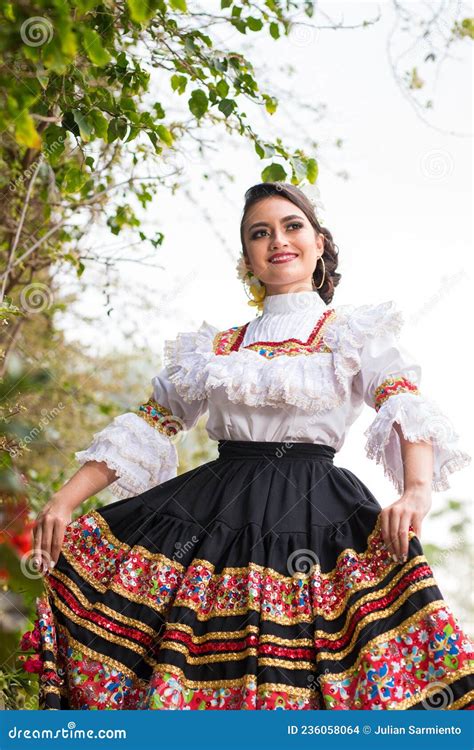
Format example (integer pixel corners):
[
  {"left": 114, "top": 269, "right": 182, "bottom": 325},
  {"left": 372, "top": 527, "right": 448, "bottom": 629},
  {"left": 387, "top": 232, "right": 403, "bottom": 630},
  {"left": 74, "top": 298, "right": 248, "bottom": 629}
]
[
  {"left": 351, "top": 303, "right": 471, "bottom": 494},
  {"left": 75, "top": 323, "right": 215, "bottom": 499}
]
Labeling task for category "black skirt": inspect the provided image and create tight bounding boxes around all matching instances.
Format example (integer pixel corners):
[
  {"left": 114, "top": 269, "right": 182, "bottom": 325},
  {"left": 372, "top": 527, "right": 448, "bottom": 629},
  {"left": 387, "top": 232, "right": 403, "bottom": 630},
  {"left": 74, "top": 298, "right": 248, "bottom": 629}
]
[{"left": 28, "top": 440, "right": 474, "bottom": 710}]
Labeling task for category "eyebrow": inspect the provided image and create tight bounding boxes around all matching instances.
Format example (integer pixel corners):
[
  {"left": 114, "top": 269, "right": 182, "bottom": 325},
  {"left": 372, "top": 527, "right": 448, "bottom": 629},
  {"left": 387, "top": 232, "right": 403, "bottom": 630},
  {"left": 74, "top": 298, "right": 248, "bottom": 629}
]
[{"left": 247, "top": 214, "right": 305, "bottom": 233}]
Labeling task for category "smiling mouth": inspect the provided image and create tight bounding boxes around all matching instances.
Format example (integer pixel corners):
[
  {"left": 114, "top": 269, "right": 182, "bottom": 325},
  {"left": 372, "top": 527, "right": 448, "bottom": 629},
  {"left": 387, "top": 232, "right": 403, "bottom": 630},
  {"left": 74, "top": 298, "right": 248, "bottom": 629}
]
[{"left": 269, "top": 253, "right": 298, "bottom": 264}]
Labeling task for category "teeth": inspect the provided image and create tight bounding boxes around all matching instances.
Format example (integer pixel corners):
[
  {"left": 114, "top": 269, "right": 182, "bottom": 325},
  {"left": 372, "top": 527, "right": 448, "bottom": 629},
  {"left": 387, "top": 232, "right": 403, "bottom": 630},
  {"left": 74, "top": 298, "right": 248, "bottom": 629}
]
[{"left": 270, "top": 255, "right": 297, "bottom": 263}]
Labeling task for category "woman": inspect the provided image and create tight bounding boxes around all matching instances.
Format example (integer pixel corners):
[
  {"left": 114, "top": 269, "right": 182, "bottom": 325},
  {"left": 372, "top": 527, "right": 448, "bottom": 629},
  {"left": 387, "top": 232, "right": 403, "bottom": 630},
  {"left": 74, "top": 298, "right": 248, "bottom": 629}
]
[{"left": 21, "top": 182, "right": 474, "bottom": 710}]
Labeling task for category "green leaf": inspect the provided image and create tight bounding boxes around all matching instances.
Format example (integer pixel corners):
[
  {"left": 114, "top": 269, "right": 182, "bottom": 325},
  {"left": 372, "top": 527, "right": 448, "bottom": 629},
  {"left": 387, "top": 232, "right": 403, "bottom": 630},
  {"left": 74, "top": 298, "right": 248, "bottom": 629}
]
[
  {"left": 169, "top": 0, "right": 188, "bottom": 10},
  {"left": 107, "top": 118, "right": 128, "bottom": 143},
  {"left": 269, "top": 22, "right": 280, "bottom": 39},
  {"left": 127, "top": 0, "right": 156, "bottom": 23},
  {"left": 62, "top": 166, "right": 88, "bottom": 193},
  {"left": 188, "top": 89, "right": 208, "bottom": 119},
  {"left": 247, "top": 17, "right": 263, "bottom": 32},
  {"left": 216, "top": 79, "right": 229, "bottom": 97},
  {"left": 57, "top": 22, "right": 77, "bottom": 57},
  {"left": 81, "top": 28, "right": 111, "bottom": 66},
  {"left": 89, "top": 109, "right": 108, "bottom": 140},
  {"left": 156, "top": 124, "right": 173, "bottom": 146},
  {"left": 306, "top": 158, "right": 318, "bottom": 183},
  {"left": 43, "top": 124, "right": 66, "bottom": 164},
  {"left": 15, "top": 111, "right": 41, "bottom": 149},
  {"left": 261, "top": 163, "right": 286, "bottom": 182},
  {"left": 263, "top": 94, "right": 278, "bottom": 114},
  {"left": 218, "top": 99, "right": 236, "bottom": 117},
  {"left": 254, "top": 141, "right": 265, "bottom": 159},
  {"left": 171, "top": 74, "right": 187, "bottom": 94},
  {"left": 72, "top": 110, "right": 93, "bottom": 142}
]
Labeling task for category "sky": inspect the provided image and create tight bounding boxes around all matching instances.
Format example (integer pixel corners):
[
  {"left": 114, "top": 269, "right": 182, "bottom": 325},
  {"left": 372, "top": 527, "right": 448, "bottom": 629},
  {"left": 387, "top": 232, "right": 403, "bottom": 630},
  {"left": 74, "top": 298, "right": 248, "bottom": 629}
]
[{"left": 57, "top": 1, "right": 472, "bottom": 602}]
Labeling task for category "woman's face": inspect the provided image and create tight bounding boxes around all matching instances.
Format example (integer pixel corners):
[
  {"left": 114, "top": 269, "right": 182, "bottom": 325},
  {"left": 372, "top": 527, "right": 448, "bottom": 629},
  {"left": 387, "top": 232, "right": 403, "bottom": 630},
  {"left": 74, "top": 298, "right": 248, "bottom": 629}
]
[{"left": 242, "top": 196, "right": 324, "bottom": 296}]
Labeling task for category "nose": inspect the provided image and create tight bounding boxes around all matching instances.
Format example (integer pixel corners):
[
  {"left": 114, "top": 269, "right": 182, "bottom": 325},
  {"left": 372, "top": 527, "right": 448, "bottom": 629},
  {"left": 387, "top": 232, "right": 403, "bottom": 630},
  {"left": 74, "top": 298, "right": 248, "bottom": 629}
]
[{"left": 270, "top": 228, "right": 289, "bottom": 251}]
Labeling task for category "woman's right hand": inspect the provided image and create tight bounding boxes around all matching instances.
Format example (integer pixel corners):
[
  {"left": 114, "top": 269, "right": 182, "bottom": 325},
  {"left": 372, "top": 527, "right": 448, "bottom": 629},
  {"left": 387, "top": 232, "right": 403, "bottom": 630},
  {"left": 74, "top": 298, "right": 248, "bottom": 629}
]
[{"left": 32, "top": 496, "right": 73, "bottom": 575}]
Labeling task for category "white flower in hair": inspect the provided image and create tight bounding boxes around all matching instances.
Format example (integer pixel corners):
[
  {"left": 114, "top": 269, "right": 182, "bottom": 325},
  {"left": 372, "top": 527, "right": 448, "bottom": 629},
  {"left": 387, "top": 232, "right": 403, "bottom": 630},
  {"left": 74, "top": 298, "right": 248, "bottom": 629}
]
[
  {"left": 235, "top": 254, "right": 251, "bottom": 283},
  {"left": 235, "top": 254, "right": 266, "bottom": 310},
  {"left": 298, "top": 182, "right": 326, "bottom": 221}
]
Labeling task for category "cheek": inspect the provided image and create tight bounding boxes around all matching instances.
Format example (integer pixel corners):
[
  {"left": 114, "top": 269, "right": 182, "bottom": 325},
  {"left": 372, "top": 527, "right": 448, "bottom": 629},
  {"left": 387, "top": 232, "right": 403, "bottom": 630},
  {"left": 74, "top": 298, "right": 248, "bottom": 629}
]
[{"left": 246, "top": 246, "right": 267, "bottom": 271}]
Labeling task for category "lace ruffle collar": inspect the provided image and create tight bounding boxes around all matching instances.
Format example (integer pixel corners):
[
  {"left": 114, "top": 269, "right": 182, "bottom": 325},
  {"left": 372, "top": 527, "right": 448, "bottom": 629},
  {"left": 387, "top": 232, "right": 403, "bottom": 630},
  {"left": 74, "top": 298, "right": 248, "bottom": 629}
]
[{"left": 163, "top": 300, "right": 404, "bottom": 414}]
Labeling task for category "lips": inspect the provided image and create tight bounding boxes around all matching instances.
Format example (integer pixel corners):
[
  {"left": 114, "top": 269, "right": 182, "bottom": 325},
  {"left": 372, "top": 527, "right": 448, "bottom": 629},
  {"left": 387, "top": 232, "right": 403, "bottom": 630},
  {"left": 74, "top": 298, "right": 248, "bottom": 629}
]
[{"left": 269, "top": 253, "right": 298, "bottom": 264}]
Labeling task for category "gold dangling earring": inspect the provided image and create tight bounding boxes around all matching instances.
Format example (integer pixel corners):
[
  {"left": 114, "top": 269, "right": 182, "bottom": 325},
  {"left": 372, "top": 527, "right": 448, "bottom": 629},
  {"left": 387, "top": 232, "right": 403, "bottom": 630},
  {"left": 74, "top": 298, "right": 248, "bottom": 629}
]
[
  {"left": 242, "top": 271, "right": 267, "bottom": 311},
  {"left": 313, "top": 254, "right": 326, "bottom": 290}
]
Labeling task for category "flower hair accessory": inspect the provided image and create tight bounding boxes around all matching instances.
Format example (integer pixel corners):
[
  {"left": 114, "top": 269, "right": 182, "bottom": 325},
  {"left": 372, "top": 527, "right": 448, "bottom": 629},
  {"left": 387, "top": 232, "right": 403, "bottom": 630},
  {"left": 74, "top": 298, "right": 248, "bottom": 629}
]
[
  {"left": 297, "top": 181, "right": 326, "bottom": 223},
  {"left": 235, "top": 255, "right": 266, "bottom": 312}
]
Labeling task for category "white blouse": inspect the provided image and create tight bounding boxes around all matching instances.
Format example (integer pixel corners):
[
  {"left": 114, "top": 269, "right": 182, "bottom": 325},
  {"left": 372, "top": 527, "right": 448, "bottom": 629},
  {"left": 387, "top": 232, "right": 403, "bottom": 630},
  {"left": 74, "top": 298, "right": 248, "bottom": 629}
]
[{"left": 75, "top": 291, "right": 471, "bottom": 500}]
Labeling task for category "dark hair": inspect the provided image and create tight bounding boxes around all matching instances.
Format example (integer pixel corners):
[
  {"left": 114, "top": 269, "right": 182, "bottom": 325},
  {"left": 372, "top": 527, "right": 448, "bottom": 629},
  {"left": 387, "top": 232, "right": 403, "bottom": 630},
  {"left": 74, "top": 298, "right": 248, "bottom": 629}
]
[{"left": 239, "top": 182, "right": 341, "bottom": 305}]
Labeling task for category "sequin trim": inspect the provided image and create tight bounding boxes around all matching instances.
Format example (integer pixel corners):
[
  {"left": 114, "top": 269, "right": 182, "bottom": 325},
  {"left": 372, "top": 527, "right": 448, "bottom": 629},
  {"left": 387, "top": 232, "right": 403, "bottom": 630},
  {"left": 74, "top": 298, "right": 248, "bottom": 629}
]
[
  {"left": 213, "top": 309, "right": 336, "bottom": 358},
  {"left": 58, "top": 511, "right": 422, "bottom": 624},
  {"left": 374, "top": 376, "right": 420, "bottom": 412},
  {"left": 136, "top": 398, "right": 184, "bottom": 437}
]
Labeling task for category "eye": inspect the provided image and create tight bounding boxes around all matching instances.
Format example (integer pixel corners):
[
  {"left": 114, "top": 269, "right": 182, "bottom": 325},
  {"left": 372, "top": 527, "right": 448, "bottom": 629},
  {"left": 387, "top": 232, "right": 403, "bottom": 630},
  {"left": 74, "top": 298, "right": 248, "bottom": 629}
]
[
  {"left": 251, "top": 229, "right": 267, "bottom": 239},
  {"left": 250, "top": 222, "right": 304, "bottom": 240}
]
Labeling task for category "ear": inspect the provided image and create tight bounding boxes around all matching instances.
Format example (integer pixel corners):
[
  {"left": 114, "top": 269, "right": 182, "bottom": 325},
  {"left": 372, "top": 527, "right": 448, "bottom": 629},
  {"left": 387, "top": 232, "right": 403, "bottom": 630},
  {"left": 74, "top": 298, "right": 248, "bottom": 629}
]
[{"left": 244, "top": 255, "right": 253, "bottom": 272}]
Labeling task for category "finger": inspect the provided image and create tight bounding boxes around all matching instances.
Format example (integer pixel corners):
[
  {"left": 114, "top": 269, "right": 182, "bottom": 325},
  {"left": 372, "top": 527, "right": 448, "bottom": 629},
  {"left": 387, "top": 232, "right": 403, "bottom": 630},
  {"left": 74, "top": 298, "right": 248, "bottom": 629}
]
[
  {"left": 380, "top": 511, "right": 390, "bottom": 555},
  {"left": 411, "top": 514, "right": 422, "bottom": 539},
  {"left": 398, "top": 513, "right": 411, "bottom": 560},
  {"left": 50, "top": 521, "right": 65, "bottom": 567},
  {"left": 41, "top": 520, "right": 53, "bottom": 573},
  {"left": 389, "top": 510, "right": 401, "bottom": 561},
  {"left": 32, "top": 524, "right": 43, "bottom": 574}
]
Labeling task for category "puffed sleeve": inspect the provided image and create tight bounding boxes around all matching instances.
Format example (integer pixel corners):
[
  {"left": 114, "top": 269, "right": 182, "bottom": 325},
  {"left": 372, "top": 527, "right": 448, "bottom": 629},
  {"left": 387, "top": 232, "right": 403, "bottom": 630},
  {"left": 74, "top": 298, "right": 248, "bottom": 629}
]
[
  {"left": 352, "top": 317, "right": 471, "bottom": 494},
  {"left": 74, "top": 321, "right": 218, "bottom": 499}
]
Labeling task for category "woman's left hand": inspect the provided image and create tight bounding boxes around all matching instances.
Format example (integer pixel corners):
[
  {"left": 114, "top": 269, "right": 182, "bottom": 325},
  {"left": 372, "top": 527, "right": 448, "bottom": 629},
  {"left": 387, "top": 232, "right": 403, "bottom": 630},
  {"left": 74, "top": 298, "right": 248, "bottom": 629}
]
[{"left": 379, "top": 486, "right": 432, "bottom": 563}]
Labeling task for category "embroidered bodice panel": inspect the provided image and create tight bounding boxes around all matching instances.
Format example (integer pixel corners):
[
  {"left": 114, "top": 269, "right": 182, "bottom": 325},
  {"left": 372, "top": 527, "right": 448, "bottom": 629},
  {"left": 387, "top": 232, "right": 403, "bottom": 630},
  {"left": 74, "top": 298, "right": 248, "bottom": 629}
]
[
  {"left": 162, "top": 291, "right": 413, "bottom": 418},
  {"left": 75, "top": 291, "right": 471, "bottom": 499}
]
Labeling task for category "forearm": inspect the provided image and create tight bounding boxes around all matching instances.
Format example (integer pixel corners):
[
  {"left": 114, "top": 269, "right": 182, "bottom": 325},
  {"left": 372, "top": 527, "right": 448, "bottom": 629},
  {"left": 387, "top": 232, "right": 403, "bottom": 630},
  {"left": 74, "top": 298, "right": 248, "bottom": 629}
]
[
  {"left": 394, "top": 422, "right": 434, "bottom": 490},
  {"left": 52, "top": 460, "right": 119, "bottom": 512}
]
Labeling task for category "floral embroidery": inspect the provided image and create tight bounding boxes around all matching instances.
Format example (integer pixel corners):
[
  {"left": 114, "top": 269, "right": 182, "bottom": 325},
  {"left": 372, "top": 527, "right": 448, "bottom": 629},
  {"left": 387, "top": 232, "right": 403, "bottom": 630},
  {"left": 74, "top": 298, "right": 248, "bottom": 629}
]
[
  {"left": 213, "top": 309, "right": 336, "bottom": 358},
  {"left": 136, "top": 398, "right": 183, "bottom": 437},
  {"left": 146, "top": 669, "right": 323, "bottom": 709},
  {"left": 213, "top": 324, "right": 249, "bottom": 355},
  {"left": 320, "top": 603, "right": 474, "bottom": 709},
  {"left": 56, "top": 511, "right": 422, "bottom": 624},
  {"left": 18, "top": 515, "right": 474, "bottom": 711},
  {"left": 374, "top": 376, "right": 420, "bottom": 412}
]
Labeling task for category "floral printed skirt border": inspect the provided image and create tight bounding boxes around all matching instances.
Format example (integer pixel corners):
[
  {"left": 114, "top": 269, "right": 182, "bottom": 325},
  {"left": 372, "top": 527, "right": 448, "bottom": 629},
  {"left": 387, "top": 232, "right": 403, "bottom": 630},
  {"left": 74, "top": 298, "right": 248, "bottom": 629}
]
[{"left": 19, "top": 440, "right": 474, "bottom": 710}]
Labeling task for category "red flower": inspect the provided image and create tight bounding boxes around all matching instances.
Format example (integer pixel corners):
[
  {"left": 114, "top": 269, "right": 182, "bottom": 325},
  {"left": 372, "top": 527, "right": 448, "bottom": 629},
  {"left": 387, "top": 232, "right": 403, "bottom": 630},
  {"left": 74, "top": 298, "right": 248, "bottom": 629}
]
[
  {"left": 22, "top": 655, "right": 43, "bottom": 674},
  {"left": 19, "top": 627, "right": 41, "bottom": 652}
]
